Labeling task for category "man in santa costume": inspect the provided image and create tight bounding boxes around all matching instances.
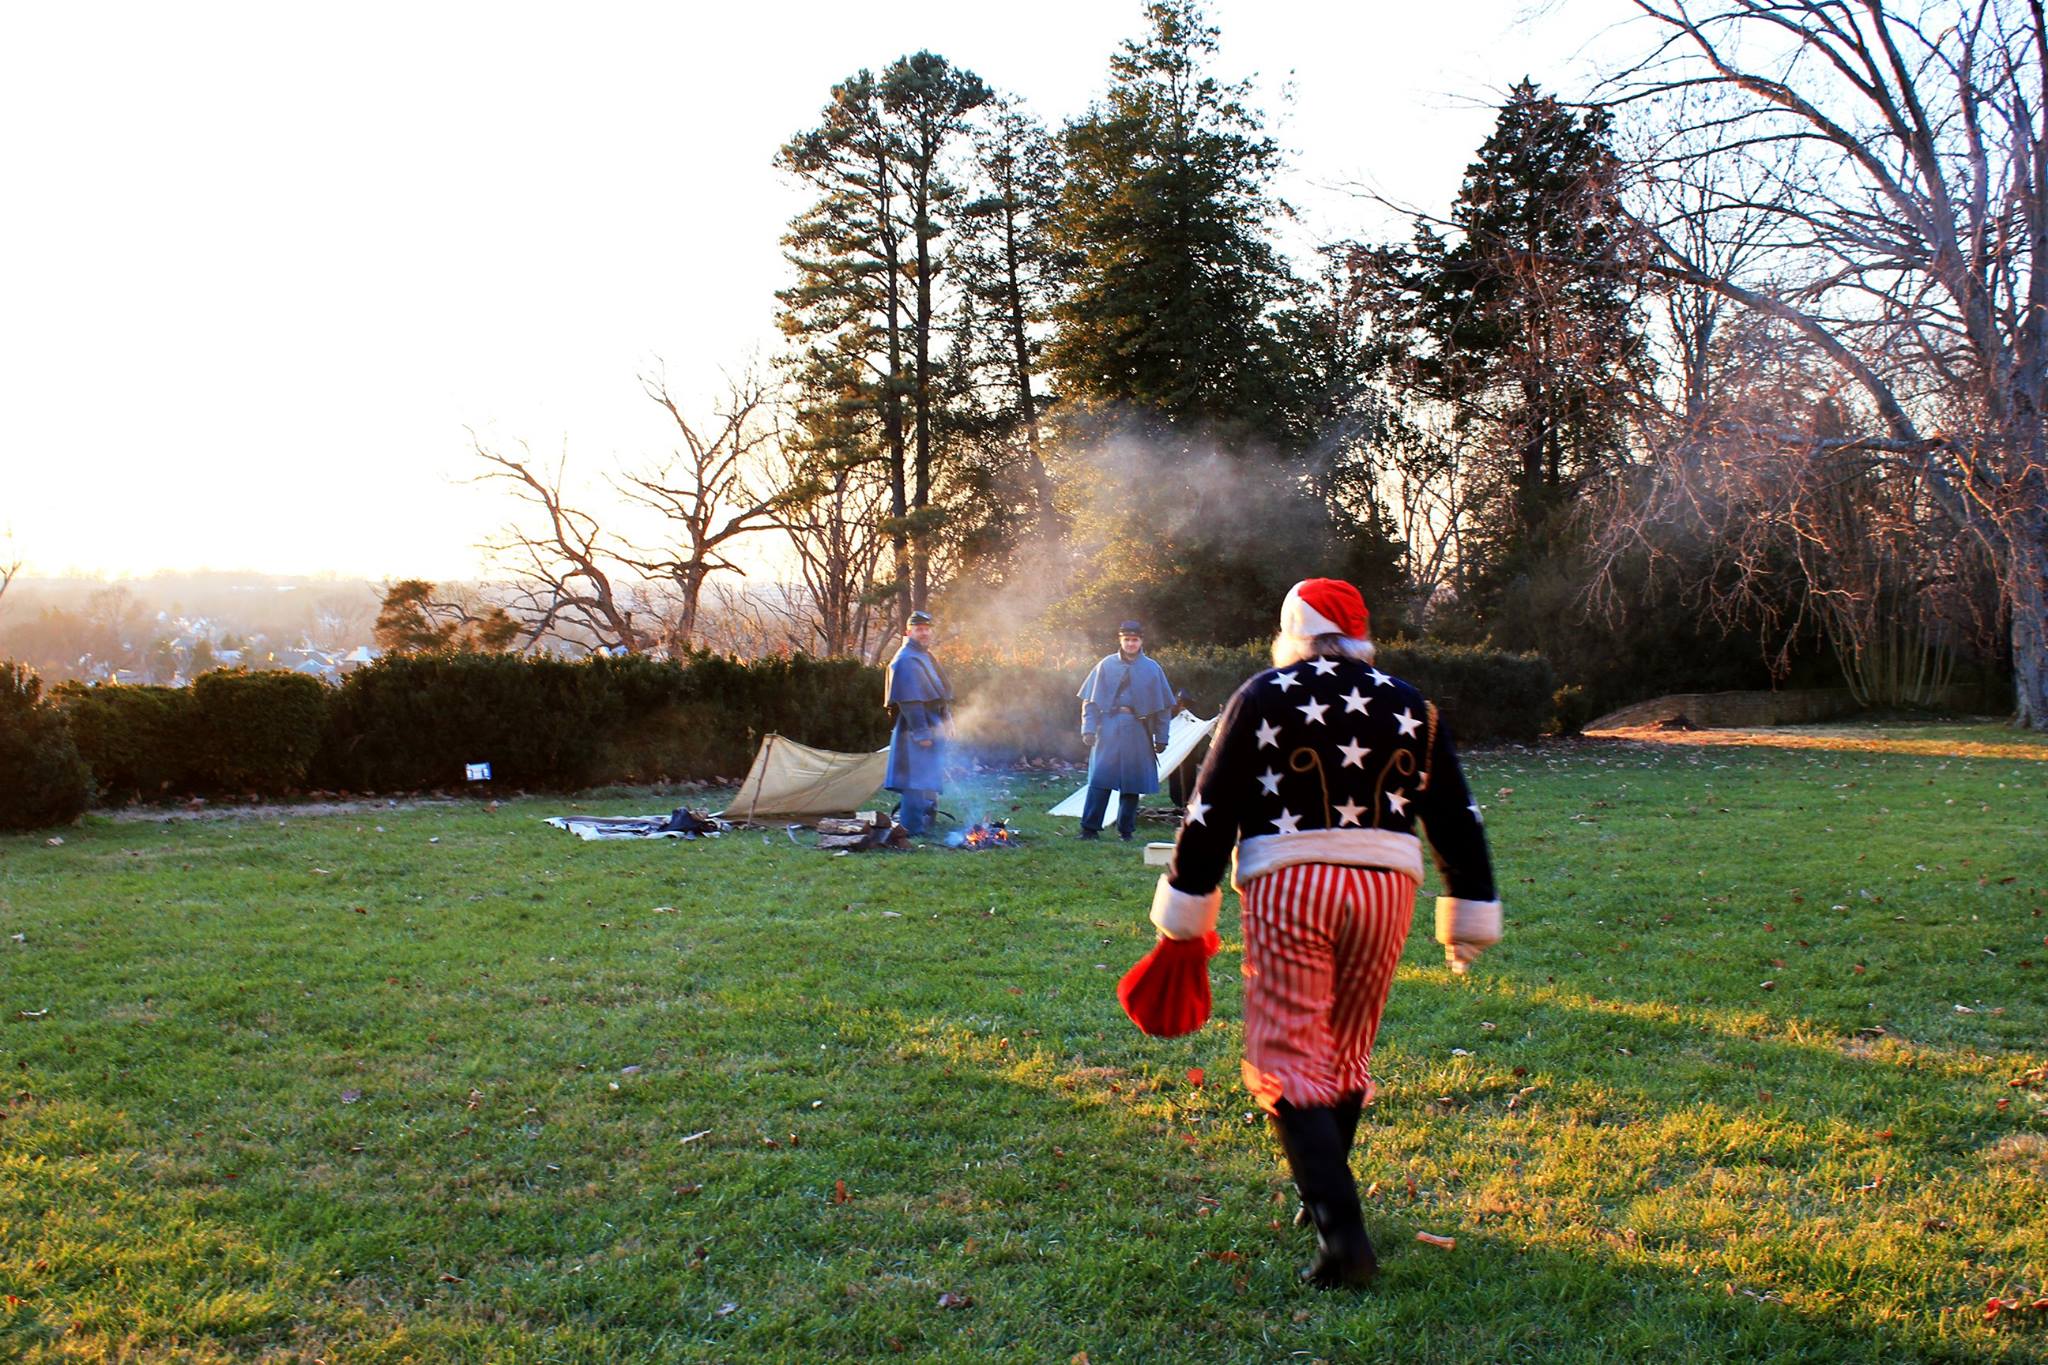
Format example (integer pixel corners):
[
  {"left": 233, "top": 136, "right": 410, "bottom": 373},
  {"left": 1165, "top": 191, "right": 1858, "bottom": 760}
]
[
  {"left": 1148, "top": 578, "right": 1501, "bottom": 1287},
  {"left": 883, "top": 610, "right": 952, "bottom": 837},
  {"left": 1076, "top": 620, "right": 1177, "bottom": 841}
]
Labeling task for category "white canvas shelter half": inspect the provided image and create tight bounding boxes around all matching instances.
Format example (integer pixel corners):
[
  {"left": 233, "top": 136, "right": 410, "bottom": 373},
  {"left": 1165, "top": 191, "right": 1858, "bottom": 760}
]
[
  {"left": 1049, "top": 709, "right": 1217, "bottom": 822},
  {"left": 724, "top": 733, "right": 891, "bottom": 822}
]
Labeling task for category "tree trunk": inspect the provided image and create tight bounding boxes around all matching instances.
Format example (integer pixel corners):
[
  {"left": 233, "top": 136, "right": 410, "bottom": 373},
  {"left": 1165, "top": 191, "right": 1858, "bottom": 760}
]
[
  {"left": 1004, "top": 205, "right": 1059, "bottom": 557},
  {"left": 912, "top": 161, "right": 935, "bottom": 614},
  {"left": 2010, "top": 524, "right": 2048, "bottom": 729}
]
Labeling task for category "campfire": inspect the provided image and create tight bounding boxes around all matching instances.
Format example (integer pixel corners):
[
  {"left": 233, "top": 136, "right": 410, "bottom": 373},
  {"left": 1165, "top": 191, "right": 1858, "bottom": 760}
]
[{"left": 946, "top": 819, "right": 1021, "bottom": 850}]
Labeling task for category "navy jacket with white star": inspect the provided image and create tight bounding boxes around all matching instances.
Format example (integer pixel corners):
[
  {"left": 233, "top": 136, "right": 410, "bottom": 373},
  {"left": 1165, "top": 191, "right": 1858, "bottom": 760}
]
[{"left": 1161, "top": 656, "right": 1496, "bottom": 920}]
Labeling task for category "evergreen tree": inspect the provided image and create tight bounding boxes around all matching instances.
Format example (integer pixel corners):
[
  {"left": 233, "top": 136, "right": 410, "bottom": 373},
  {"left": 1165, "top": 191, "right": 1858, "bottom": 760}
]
[
  {"left": 1361, "top": 80, "right": 1647, "bottom": 596},
  {"left": 1047, "top": 0, "right": 1299, "bottom": 443},
  {"left": 777, "top": 70, "right": 912, "bottom": 621},
  {"left": 952, "top": 97, "right": 1068, "bottom": 573},
  {"left": 1043, "top": 0, "right": 1396, "bottom": 643},
  {"left": 776, "top": 54, "right": 987, "bottom": 624}
]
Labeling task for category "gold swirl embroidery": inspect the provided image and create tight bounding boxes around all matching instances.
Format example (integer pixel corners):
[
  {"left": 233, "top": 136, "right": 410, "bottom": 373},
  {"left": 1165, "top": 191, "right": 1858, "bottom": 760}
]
[
  {"left": 1373, "top": 748, "right": 1417, "bottom": 828},
  {"left": 1288, "top": 747, "right": 1330, "bottom": 825},
  {"left": 1419, "top": 702, "right": 1440, "bottom": 791}
]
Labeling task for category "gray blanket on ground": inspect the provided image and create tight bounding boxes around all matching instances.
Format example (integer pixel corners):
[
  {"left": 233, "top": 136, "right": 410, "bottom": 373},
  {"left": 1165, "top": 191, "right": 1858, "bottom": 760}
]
[{"left": 543, "top": 811, "right": 726, "bottom": 841}]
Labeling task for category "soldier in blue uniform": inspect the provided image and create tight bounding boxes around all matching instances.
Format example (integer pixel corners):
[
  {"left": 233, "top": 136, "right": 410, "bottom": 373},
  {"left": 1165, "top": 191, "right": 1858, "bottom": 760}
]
[
  {"left": 1077, "top": 621, "right": 1176, "bottom": 841},
  {"left": 884, "top": 610, "right": 952, "bottom": 836}
]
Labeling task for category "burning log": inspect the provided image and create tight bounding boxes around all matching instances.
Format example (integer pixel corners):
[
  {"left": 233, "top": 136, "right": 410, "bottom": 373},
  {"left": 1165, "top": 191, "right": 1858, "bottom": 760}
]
[
  {"left": 945, "top": 819, "right": 1021, "bottom": 850},
  {"left": 817, "top": 812, "right": 910, "bottom": 851}
]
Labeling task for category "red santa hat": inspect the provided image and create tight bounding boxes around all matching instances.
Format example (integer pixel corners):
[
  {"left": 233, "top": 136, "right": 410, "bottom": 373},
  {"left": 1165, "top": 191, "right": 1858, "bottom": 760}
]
[{"left": 1279, "top": 578, "right": 1370, "bottom": 640}]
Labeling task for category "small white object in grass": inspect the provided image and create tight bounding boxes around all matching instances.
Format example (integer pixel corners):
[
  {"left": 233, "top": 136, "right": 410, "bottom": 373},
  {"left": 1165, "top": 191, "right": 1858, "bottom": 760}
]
[
  {"left": 621, "top": 1065, "right": 641, "bottom": 1075},
  {"left": 1451, "top": 1048, "right": 1472, "bottom": 1057},
  {"left": 428, "top": 837, "right": 440, "bottom": 845},
  {"left": 812, "top": 1100, "right": 824, "bottom": 1108},
  {"left": 607, "top": 1082, "right": 620, "bottom": 1091},
  {"left": 44, "top": 837, "right": 62, "bottom": 847},
  {"left": 9, "top": 934, "right": 23, "bottom": 943},
  {"left": 882, "top": 911, "right": 903, "bottom": 918}
]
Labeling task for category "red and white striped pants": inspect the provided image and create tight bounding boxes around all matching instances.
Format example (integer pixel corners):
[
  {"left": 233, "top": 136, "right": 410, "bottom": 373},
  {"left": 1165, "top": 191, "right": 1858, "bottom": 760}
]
[{"left": 1239, "top": 863, "right": 1418, "bottom": 1113}]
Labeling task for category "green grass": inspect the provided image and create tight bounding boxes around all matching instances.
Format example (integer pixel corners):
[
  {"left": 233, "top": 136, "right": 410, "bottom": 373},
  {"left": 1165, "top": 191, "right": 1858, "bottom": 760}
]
[{"left": 2, "top": 727, "right": 2045, "bottom": 1362}]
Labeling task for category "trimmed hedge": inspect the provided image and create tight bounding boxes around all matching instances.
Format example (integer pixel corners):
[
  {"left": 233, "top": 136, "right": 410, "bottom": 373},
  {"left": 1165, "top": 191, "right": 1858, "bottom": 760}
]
[
  {"left": 23, "top": 640, "right": 1557, "bottom": 804},
  {"left": 55, "top": 682, "right": 196, "bottom": 800},
  {"left": 191, "top": 671, "right": 328, "bottom": 794},
  {"left": 0, "top": 664, "right": 93, "bottom": 830}
]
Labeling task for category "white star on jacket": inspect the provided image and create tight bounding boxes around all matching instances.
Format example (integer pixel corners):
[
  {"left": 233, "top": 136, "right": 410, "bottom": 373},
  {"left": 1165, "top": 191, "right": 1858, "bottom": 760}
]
[
  {"left": 1395, "top": 707, "right": 1423, "bottom": 737},
  {"left": 1386, "top": 788, "right": 1410, "bottom": 816},
  {"left": 1255, "top": 719, "right": 1282, "bottom": 748},
  {"left": 1468, "top": 801, "right": 1483, "bottom": 824},
  {"left": 1308, "top": 657, "right": 1340, "bottom": 675},
  {"left": 1334, "top": 798, "right": 1366, "bottom": 826},
  {"left": 1185, "top": 795, "right": 1210, "bottom": 825},
  {"left": 1270, "top": 669, "right": 1300, "bottom": 692},
  {"left": 1369, "top": 667, "right": 1394, "bottom": 688},
  {"left": 1340, "top": 688, "right": 1369, "bottom": 714},
  {"left": 1258, "top": 768, "right": 1282, "bottom": 795},
  {"left": 1272, "top": 808, "right": 1302, "bottom": 834},
  {"left": 1337, "top": 737, "right": 1369, "bottom": 768},
  {"left": 1297, "top": 697, "right": 1329, "bottom": 725}
]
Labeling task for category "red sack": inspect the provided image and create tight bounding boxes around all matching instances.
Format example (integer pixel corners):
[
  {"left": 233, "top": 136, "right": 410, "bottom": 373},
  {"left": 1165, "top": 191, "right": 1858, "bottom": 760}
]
[{"left": 1117, "top": 931, "right": 1221, "bottom": 1037}]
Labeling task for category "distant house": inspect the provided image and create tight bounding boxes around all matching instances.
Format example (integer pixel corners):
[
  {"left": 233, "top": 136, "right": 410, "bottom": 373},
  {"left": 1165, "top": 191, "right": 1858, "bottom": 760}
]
[{"left": 341, "top": 645, "right": 382, "bottom": 671}]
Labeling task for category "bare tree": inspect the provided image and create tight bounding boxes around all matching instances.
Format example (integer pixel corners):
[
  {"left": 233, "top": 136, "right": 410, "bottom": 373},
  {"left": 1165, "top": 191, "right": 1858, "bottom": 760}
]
[
  {"left": 1600, "top": 0, "right": 2048, "bottom": 726},
  {"left": 0, "top": 529, "right": 19, "bottom": 614},
  {"left": 612, "top": 370, "right": 787, "bottom": 653},
  {"left": 771, "top": 447, "right": 892, "bottom": 659},
  {"left": 473, "top": 440, "right": 645, "bottom": 654}
]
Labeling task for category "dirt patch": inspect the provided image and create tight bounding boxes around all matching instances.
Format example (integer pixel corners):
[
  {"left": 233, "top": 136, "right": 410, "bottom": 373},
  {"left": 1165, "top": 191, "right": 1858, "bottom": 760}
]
[
  {"left": 106, "top": 797, "right": 470, "bottom": 823},
  {"left": 1583, "top": 727, "right": 2048, "bottom": 761}
]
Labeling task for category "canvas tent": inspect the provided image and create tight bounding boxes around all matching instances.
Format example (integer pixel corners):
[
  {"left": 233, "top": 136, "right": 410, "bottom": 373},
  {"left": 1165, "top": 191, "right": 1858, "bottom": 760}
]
[
  {"left": 1049, "top": 709, "right": 1217, "bottom": 822},
  {"left": 725, "top": 733, "right": 890, "bottom": 822}
]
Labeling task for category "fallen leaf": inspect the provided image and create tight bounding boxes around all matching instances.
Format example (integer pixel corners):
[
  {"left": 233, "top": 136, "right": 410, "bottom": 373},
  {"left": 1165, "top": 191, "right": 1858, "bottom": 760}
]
[
  {"left": 437, "top": 1271, "right": 464, "bottom": 1283},
  {"left": 1186, "top": 1067, "right": 1205, "bottom": 1088},
  {"left": 715, "top": 1301, "right": 738, "bottom": 1318},
  {"left": 832, "top": 1179, "right": 850, "bottom": 1204},
  {"left": 937, "top": 1291, "right": 973, "bottom": 1309},
  {"left": 340, "top": 1089, "right": 362, "bottom": 1104},
  {"left": 1415, "top": 1231, "right": 1456, "bottom": 1249}
]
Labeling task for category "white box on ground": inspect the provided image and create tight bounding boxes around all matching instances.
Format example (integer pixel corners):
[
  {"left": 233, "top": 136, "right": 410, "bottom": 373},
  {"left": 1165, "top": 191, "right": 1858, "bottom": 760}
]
[{"left": 1143, "top": 842, "right": 1174, "bottom": 866}]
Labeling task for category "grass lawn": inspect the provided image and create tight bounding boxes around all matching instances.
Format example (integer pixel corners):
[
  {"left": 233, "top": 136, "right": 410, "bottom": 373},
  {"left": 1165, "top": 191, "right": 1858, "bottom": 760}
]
[{"left": 2, "top": 724, "right": 2045, "bottom": 1362}]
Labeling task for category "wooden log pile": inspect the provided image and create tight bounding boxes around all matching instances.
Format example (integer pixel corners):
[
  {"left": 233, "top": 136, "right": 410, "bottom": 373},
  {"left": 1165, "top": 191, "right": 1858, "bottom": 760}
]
[{"left": 816, "top": 812, "right": 910, "bottom": 851}]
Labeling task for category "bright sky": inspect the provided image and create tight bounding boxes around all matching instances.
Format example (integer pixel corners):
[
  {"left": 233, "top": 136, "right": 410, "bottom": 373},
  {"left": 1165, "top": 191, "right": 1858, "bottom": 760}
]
[{"left": 2, "top": 0, "right": 1625, "bottom": 582}]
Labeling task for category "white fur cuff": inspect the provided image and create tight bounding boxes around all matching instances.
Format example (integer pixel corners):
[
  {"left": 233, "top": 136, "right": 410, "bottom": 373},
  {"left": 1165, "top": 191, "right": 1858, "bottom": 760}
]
[
  {"left": 1434, "top": 897, "right": 1502, "bottom": 948},
  {"left": 1151, "top": 876, "right": 1222, "bottom": 941}
]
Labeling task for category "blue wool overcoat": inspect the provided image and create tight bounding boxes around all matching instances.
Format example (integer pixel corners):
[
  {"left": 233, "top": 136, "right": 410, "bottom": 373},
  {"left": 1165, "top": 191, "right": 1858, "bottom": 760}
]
[
  {"left": 884, "top": 639, "right": 952, "bottom": 793},
  {"left": 1078, "top": 652, "right": 1176, "bottom": 793}
]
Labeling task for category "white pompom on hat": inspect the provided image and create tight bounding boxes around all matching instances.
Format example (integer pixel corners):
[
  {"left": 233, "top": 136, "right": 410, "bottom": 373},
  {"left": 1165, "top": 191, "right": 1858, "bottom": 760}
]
[{"left": 1279, "top": 578, "right": 1370, "bottom": 640}]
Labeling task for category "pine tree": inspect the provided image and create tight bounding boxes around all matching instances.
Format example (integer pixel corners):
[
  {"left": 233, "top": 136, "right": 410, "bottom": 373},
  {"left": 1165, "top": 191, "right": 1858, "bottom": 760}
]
[
  {"left": 1362, "top": 81, "right": 1646, "bottom": 572},
  {"left": 776, "top": 55, "right": 987, "bottom": 624},
  {"left": 953, "top": 97, "right": 1068, "bottom": 568},
  {"left": 777, "top": 70, "right": 912, "bottom": 621},
  {"left": 1047, "top": 0, "right": 1299, "bottom": 443}
]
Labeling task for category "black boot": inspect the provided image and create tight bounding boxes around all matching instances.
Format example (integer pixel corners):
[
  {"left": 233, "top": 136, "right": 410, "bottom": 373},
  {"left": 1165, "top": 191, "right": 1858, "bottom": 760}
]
[
  {"left": 1270, "top": 1101, "right": 1378, "bottom": 1288},
  {"left": 1295, "top": 1092, "right": 1367, "bottom": 1226}
]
